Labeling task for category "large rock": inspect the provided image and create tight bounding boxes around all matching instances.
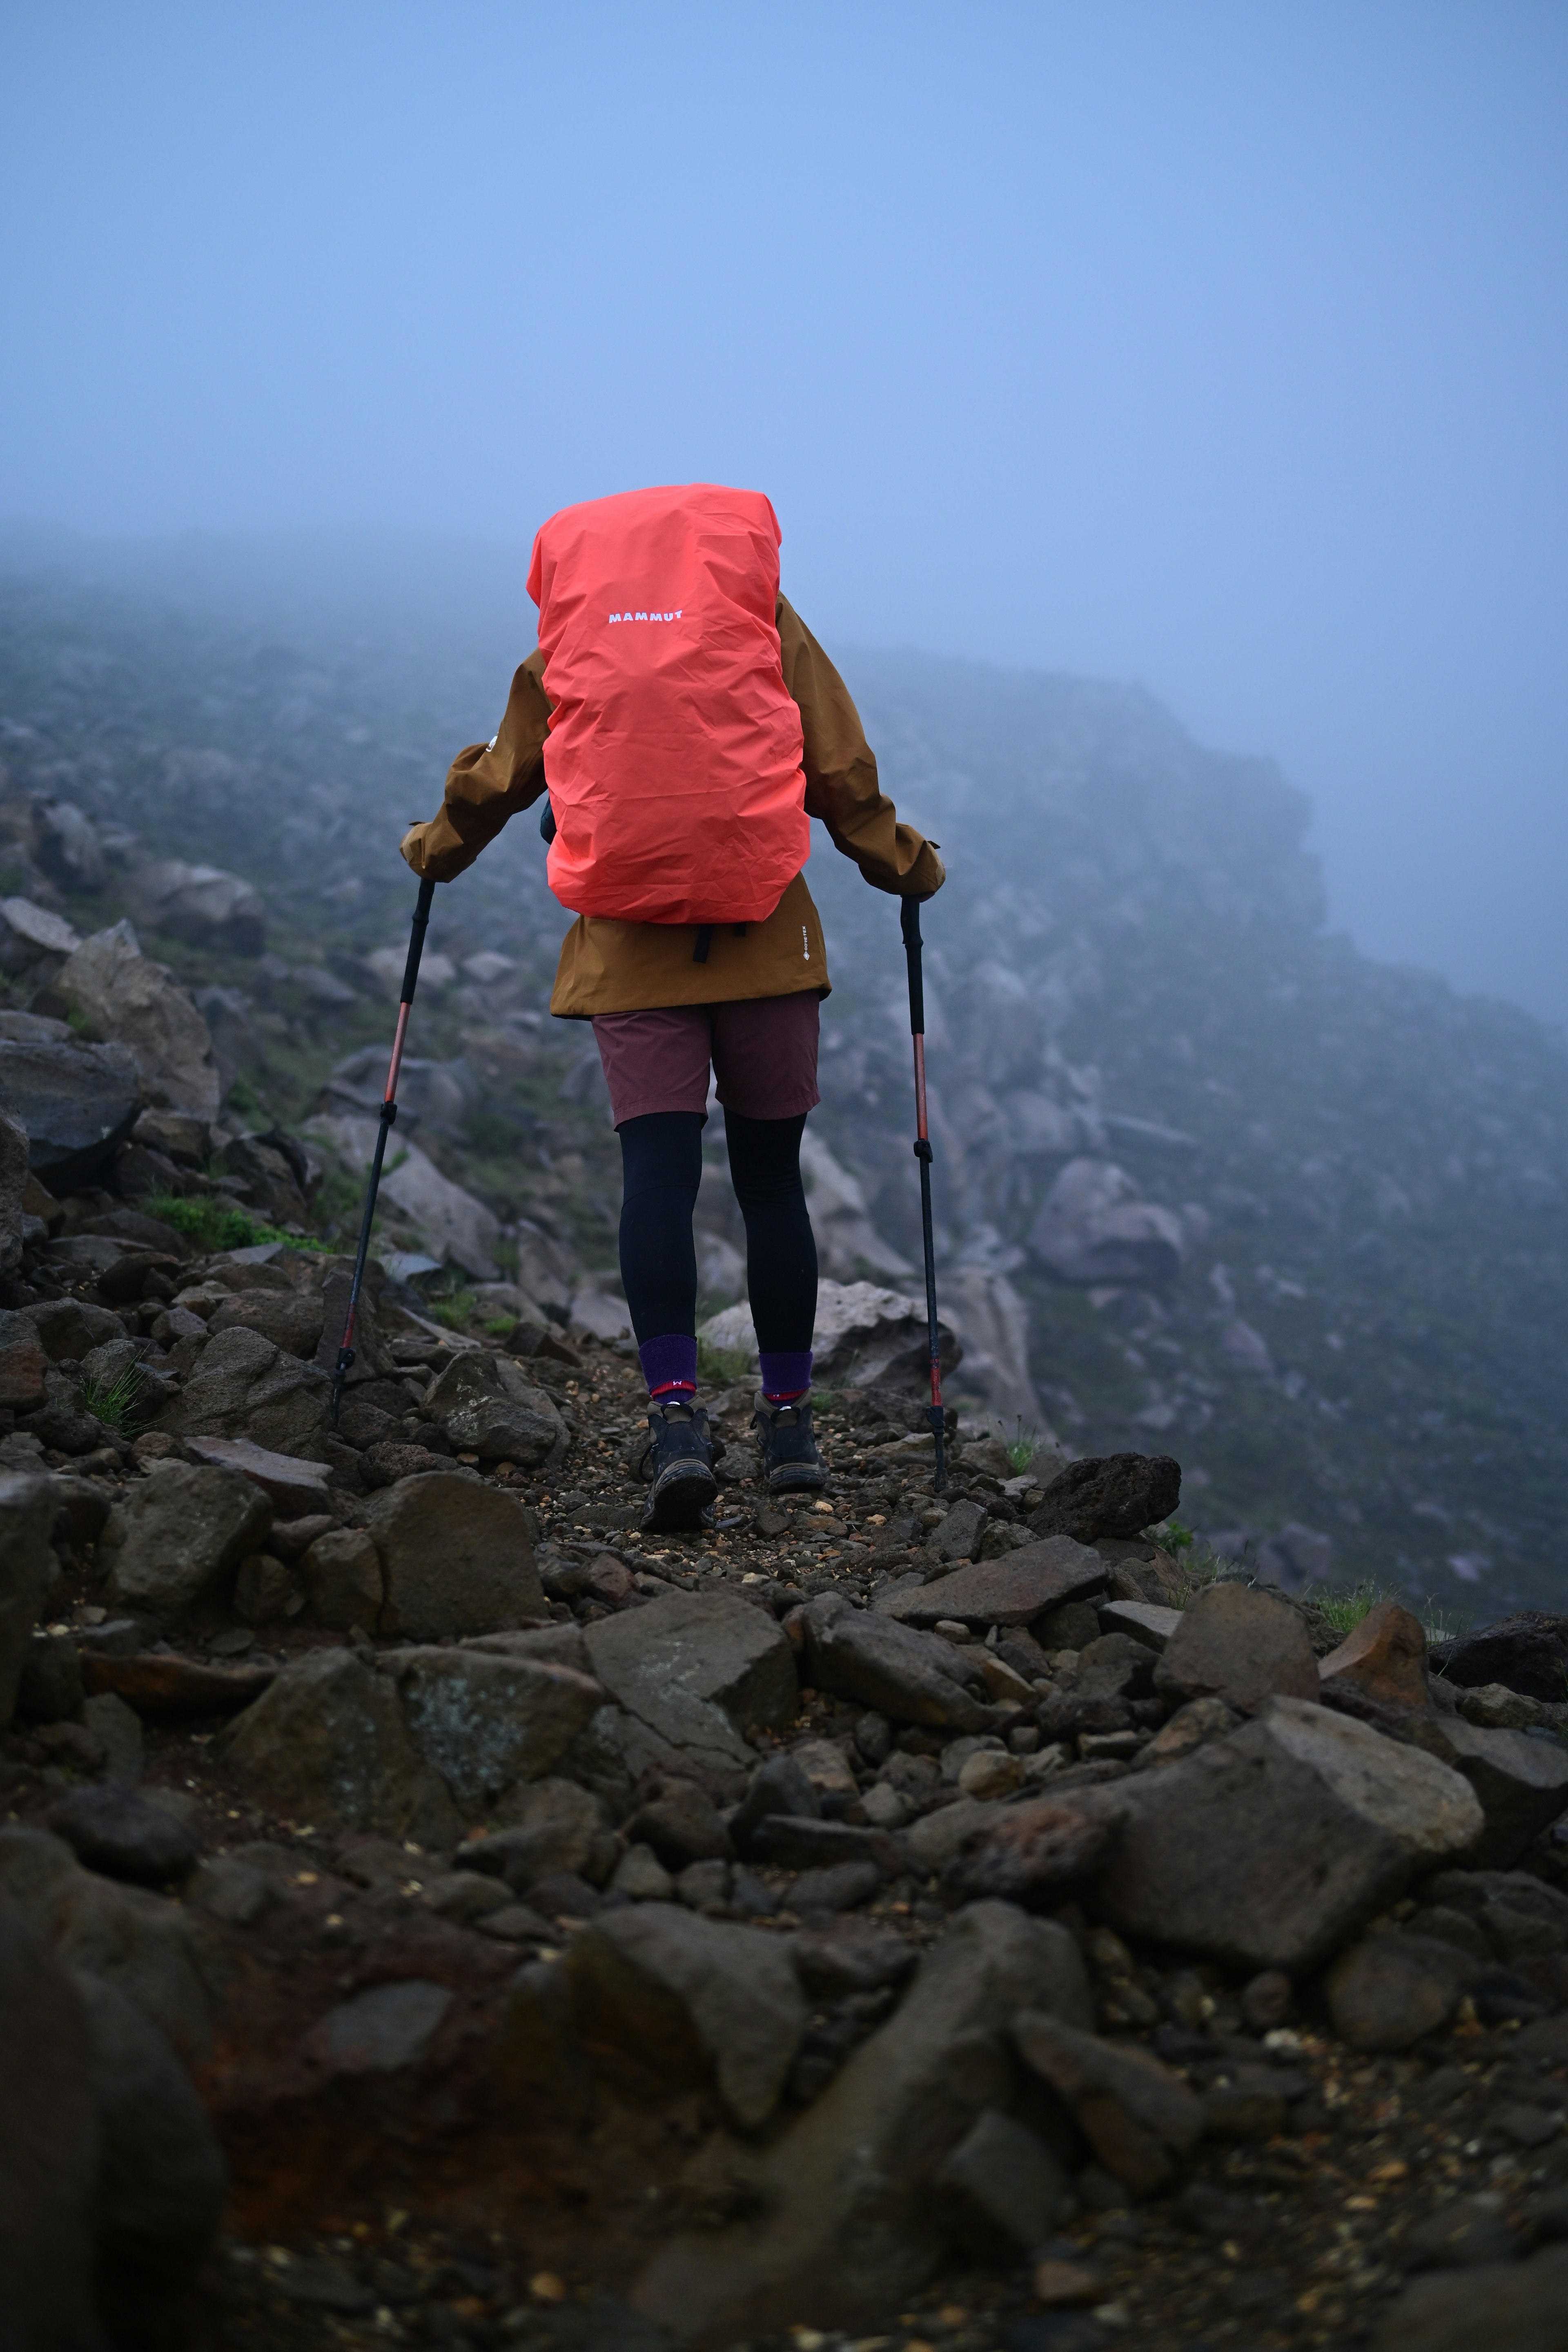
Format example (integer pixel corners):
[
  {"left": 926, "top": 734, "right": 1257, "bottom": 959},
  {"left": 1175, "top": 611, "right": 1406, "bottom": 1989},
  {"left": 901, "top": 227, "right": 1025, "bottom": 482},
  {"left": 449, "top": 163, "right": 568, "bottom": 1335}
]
[
  {"left": 381, "top": 1646, "right": 605, "bottom": 1813},
  {"left": 152, "top": 1325, "right": 330, "bottom": 1457},
  {"left": 1093, "top": 1697, "right": 1486, "bottom": 1973},
  {"left": 1317, "top": 1599, "right": 1434, "bottom": 1733},
  {"left": 1372, "top": 2246, "right": 1568, "bottom": 2352},
  {"left": 943, "top": 1790, "right": 1126, "bottom": 1908},
  {"left": 57, "top": 920, "right": 221, "bottom": 1121},
  {"left": 1431, "top": 1613, "right": 1568, "bottom": 1705},
  {"left": 0, "top": 1827, "right": 217, "bottom": 2060},
  {"left": 218, "top": 1647, "right": 459, "bottom": 1844},
  {"left": 699, "top": 1276, "right": 963, "bottom": 1394},
  {"left": 0, "top": 893, "right": 81, "bottom": 970},
  {"left": 585, "top": 1591, "right": 797, "bottom": 1787},
  {"left": 632, "top": 1902, "right": 1091, "bottom": 2338},
  {"left": 511, "top": 1904, "right": 808, "bottom": 2129},
  {"left": 877, "top": 1536, "right": 1107, "bottom": 1629},
  {"left": 106, "top": 1461, "right": 272, "bottom": 1626},
  {"left": 306, "top": 1114, "right": 501, "bottom": 1280},
  {"left": 1428, "top": 1717, "right": 1568, "bottom": 1869},
  {"left": 1013, "top": 2010, "right": 1204, "bottom": 2194},
  {"left": 361, "top": 1472, "right": 544, "bottom": 1639},
  {"left": 0, "top": 1902, "right": 104, "bottom": 2352},
  {"left": 127, "top": 859, "right": 265, "bottom": 955},
  {"left": 1153, "top": 1584, "right": 1320, "bottom": 1715},
  {"left": 795, "top": 1590, "right": 998, "bottom": 1733},
  {"left": 206, "top": 1287, "right": 325, "bottom": 1360},
  {"left": 0, "top": 1033, "right": 141, "bottom": 1190},
  {"left": 0, "top": 1472, "right": 58, "bottom": 1724},
  {"left": 423, "top": 1350, "right": 568, "bottom": 1468},
  {"left": 1027, "top": 1452, "right": 1182, "bottom": 1543},
  {"left": 1028, "top": 1158, "right": 1185, "bottom": 1285},
  {"left": 182, "top": 1433, "right": 331, "bottom": 1519},
  {"left": 73, "top": 1969, "right": 227, "bottom": 2336}
]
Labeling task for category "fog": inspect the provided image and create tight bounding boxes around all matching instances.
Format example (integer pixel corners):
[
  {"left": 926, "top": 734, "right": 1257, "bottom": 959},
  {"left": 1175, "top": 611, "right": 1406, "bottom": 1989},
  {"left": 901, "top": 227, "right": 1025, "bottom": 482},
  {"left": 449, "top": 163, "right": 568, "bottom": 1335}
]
[{"left": 2, "top": 3, "right": 1565, "bottom": 1022}]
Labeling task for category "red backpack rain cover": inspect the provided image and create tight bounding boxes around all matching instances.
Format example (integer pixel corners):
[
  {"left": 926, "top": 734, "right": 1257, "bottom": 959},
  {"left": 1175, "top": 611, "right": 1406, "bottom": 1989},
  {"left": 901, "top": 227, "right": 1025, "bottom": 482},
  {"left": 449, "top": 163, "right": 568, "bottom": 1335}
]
[{"left": 526, "top": 483, "right": 809, "bottom": 926}]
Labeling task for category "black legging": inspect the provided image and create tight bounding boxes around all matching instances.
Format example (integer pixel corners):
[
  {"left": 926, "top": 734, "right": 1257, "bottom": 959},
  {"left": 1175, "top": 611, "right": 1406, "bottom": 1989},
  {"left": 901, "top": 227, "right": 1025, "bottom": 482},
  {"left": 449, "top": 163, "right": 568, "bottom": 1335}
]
[{"left": 617, "top": 1109, "right": 817, "bottom": 1350}]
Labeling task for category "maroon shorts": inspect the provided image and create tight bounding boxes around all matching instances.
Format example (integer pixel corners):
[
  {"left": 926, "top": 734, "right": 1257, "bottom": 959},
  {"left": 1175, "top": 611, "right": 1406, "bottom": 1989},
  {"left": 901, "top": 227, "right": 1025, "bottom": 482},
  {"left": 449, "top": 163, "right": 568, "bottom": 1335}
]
[{"left": 592, "top": 993, "right": 821, "bottom": 1126}]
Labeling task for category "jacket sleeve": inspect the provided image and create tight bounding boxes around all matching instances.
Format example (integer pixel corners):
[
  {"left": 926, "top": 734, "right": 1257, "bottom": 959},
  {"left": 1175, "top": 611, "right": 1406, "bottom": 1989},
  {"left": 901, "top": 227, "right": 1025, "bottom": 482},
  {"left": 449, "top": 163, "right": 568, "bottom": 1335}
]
[
  {"left": 400, "top": 652, "right": 553, "bottom": 881},
  {"left": 777, "top": 596, "right": 945, "bottom": 898}
]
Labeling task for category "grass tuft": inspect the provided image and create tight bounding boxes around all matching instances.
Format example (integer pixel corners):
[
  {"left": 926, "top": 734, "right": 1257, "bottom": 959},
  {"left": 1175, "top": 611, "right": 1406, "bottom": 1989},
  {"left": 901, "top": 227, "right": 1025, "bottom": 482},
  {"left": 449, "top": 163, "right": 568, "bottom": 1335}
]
[
  {"left": 80, "top": 1364, "right": 147, "bottom": 1434},
  {"left": 697, "top": 1338, "right": 753, "bottom": 1388},
  {"left": 140, "top": 1192, "right": 299, "bottom": 1255},
  {"left": 430, "top": 1289, "right": 477, "bottom": 1332}
]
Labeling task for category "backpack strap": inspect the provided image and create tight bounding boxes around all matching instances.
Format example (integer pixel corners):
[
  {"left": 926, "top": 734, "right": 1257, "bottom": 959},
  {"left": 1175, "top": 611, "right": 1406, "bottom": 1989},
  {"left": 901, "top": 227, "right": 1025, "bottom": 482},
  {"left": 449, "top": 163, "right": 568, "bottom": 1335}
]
[{"left": 693, "top": 926, "right": 714, "bottom": 964}]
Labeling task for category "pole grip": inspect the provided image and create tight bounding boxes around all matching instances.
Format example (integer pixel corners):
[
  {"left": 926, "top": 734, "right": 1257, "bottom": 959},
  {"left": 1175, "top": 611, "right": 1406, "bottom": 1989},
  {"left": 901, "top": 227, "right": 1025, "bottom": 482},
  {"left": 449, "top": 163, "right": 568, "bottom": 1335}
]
[{"left": 901, "top": 895, "right": 925, "bottom": 1036}]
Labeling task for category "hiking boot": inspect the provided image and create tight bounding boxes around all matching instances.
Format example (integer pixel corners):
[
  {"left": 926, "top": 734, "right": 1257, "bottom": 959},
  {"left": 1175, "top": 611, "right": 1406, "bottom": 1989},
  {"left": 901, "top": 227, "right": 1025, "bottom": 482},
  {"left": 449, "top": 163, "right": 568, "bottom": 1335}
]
[
  {"left": 636, "top": 1401, "right": 718, "bottom": 1532},
  {"left": 752, "top": 1399, "right": 828, "bottom": 1495}
]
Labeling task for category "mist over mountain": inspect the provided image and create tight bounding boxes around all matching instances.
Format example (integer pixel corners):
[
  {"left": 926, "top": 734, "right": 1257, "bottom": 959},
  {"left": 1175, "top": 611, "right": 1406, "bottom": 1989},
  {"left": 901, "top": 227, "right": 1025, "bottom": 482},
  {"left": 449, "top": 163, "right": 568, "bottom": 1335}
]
[{"left": 0, "top": 541, "right": 1563, "bottom": 1617}]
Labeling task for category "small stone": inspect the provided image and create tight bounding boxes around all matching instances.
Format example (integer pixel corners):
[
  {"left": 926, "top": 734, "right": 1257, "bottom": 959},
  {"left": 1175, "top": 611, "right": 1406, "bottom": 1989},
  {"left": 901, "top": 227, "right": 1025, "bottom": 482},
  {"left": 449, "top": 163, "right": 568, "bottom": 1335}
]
[
  {"left": 1403, "top": 2198, "right": 1519, "bottom": 2270},
  {"left": 675, "top": 1858, "right": 731, "bottom": 1911},
  {"left": 629, "top": 1780, "right": 735, "bottom": 1869},
  {"left": 611, "top": 1843, "right": 675, "bottom": 1902},
  {"left": 1327, "top": 1933, "right": 1473, "bottom": 2052},
  {"left": 304, "top": 1980, "right": 454, "bottom": 2074},
  {"left": 1031, "top": 2259, "right": 1102, "bottom": 2307},
  {"left": 81, "top": 1690, "right": 143, "bottom": 1784},
  {"left": 107, "top": 1461, "right": 273, "bottom": 1628},
  {"left": 1014, "top": 2008, "right": 1204, "bottom": 2195},
  {"left": 934, "top": 2107, "right": 1069, "bottom": 2254},
  {"left": 301, "top": 1526, "right": 384, "bottom": 1631},
  {"left": 47, "top": 1784, "right": 201, "bottom": 1886},
  {"left": 958, "top": 1748, "right": 1024, "bottom": 1800},
  {"left": 233, "top": 1552, "right": 297, "bottom": 1625},
  {"left": 856, "top": 1781, "right": 906, "bottom": 1833},
  {"left": 1493, "top": 2103, "right": 1561, "bottom": 2149},
  {"left": 924, "top": 1498, "right": 987, "bottom": 1563},
  {"left": 942, "top": 1791, "right": 1124, "bottom": 1907},
  {"left": 789, "top": 1860, "right": 880, "bottom": 1913},
  {"left": 1240, "top": 1970, "right": 1294, "bottom": 2033}
]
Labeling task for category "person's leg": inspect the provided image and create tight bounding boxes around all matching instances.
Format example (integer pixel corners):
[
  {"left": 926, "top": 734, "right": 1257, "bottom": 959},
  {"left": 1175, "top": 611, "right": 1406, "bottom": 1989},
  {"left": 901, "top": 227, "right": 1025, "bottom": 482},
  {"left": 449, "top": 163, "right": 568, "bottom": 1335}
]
[
  {"left": 617, "top": 1110, "right": 704, "bottom": 1401},
  {"left": 724, "top": 1110, "right": 817, "bottom": 1400}
]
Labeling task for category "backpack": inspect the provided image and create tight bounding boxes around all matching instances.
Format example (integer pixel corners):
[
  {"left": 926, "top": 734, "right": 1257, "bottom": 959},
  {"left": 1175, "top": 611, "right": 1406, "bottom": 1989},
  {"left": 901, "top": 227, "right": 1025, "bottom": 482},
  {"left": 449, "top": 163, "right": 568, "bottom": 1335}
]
[{"left": 526, "top": 483, "right": 810, "bottom": 926}]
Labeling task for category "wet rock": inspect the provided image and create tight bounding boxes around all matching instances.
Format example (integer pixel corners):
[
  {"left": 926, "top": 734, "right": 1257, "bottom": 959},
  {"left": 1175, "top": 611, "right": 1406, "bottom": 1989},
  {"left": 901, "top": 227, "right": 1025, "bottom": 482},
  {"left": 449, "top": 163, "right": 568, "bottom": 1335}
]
[
  {"left": 1372, "top": 2245, "right": 1568, "bottom": 2351},
  {"left": 1027, "top": 1451, "right": 1182, "bottom": 1544},
  {"left": 218, "top": 1647, "right": 459, "bottom": 1844},
  {"left": 1153, "top": 1583, "right": 1320, "bottom": 1715},
  {"left": 1014, "top": 2010, "right": 1204, "bottom": 2194},
  {"left": 584, "top": 1590, "right": 798, "bottom": 1785},
  {"left": 942, "top": 1790, "right": 1125, "bottom": 1907},
  {"left": 423, "top": 1349, "right": 568, "bottom": 1467},
  {"left": 384, "top": 1644, "right": 605, "bottom": 1812},
  {"left": 796, "top": 1590, "right": 998, "bottom": 1733},
  {"left": 301, "top": 1525, "right": 384, "bottom": 1630},
  {"left": 0, "top": 1471, "right": 59, "bottom": 1723},
  {"left": 1431, "top": 1613, "right": 1568, "bottom": 1706},
  {"left": 878, "top": 1536, "right": 1107, "bottom": 1629},
  {"left": 632, "top": 1902, "right": 1091, "bottom": 2338},
  {"left": 73, "top": 1968, "right": 227, "bottom": 2333},
  {"left": 57, "top": 920, "right": 221, "bottom": 1120},
  {"left": 106, "top": 1460, "right": 272, "bottom": 1626},
  {"left": 47, "top": 1785, "right": 201, "bottom": 1887},
  {"left": 363, "top": 1472, "right": 544, "bottom": 1639},
  {"left": 0, "top": 1904, "right": 103, "bottom": 2352},
  {"left": 206, "top": 1287, "right": 325, "bottom": 1360},
  {"left": 1327, "top": 1932, "right": 1474, "bottom": 2051},
  {"left": 937, "top": 2107, "right": 1071, "bottom": 2254},
  {"left": 127, "top": 858, "right": 265, "bottom": 955},
  {"left": 153, "top": 1324, "right": 330, "bottom": 1457},
  {"left": 1028, "top": 1158, "right": 1185, "bottom": 1286},
  {"left": 305, "top": 1980, "right": 454, "bottom": 2074},
  {"left": 510, "top": 1902, "right": 808, "bottom": 2129},
  {"left": 0, "top": 1033, "right": 141, "bottom": 1190},
  {"left": 1094, "top": 1697, "right": 1485, "bottom": 1972}
]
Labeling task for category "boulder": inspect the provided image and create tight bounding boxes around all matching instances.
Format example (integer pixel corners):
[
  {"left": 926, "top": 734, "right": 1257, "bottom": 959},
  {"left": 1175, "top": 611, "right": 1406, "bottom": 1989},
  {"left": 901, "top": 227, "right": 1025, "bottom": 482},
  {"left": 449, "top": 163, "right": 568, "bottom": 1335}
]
[
  {"left": 72, "top": 1969, "right": 227, "bottom": 2335},
  {"left": 1317, "top": 1599, "right": 1434, "bottom": 1733},
  {"left": 524, "top": 1903, "right": 808, "bottom": 2129},
  {"left": 631, "top": 1902, "right": 1091, "bottom": 2338},
  {"left": 56, "top": 921, "right": 220, "bottom": 1121},
  {"left": 1027, "top": 1452, "right": 1182, "bottom": 1543},
  {"left": 25, "top": 1297, "right": 129, "bottom": 1366},
  {"left": 878, "top": 1536, "right": 1107, "bottom": 1629},
  {"left": 1093, "top": 1697, "right": 1486, "bottom": 1973},
  {"left": 1326, "top": 1933, "right": 1474, "bottom": 2052},
  {"left": 152, "top": 1325, "right": 330, "bottom": 1458},
  {"left": 1153, "top": 1584, "right": 1320, "bottom": 1715},
  {"left": 381, "top": 1646, "right": 606, "bottom": 1812},
  {"left": 218, "top": 1648, "right": 459, "bottom": 1845},
  {"left": 1028, "top": 1158, "right": 1185, "bottom": 1285},
  {"left": 361, "top": 1472, "right": 544, "bottom": 1639},
  {"left": 305, "top": 1114, "right": 501, "bottom": 1280},
  {"left": 699, "top": 1276, "right": 962, "bottom": 1395},
  {"left": 423, "top": 1350, "right": 568, "bottom": 1467},
  {"left": 1431, "top": 1613, "right": 1568, "bottom": 1706},
  {"left": 584, "top": 1590, "right": 798, "bottom": 1787},
  {"left": 795, "top": 1591, "right": 998, "bottom": 1733},
  {"left": 206, "top": 1288, "right": 325, "bottom": 1361},
  {"left": 0, "top": 893, "right": 81, "bottom": 970},
  {"left": 127, "top": 858, "right": 265, "bottom": 955},
  {"left": 0, "top": 1034, "right": 141, "bottom": 1190},
  {"left": 1013, "top": 2010, "right": 1204, "bottom": 2194},
  {"left": 0, "top": 1472, "right": 58, "bottom": 1724},
  {"left": 106, "top": 1461, "right": 273, "bottom": 1626},
  {"left": 0, "top": 1903, "right": 103, "bottom": 2352},
  {"left": 1427, "top": 1717, "right": 1568, "bottom": 1869}
]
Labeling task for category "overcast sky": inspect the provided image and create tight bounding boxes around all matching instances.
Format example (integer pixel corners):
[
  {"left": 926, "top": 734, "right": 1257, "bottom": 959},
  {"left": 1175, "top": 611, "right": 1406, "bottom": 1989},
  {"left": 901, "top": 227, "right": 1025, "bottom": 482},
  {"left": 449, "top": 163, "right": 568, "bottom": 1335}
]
[{"left": 2, "top": 4, "right": 1565, "bottom": 1023}]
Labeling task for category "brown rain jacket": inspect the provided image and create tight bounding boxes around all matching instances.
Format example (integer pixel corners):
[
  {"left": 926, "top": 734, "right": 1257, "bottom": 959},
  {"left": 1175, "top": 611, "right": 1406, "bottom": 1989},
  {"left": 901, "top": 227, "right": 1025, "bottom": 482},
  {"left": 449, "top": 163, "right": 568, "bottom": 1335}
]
[{"left": 400, "top": 597, "right": 944, "bottom": 1018}]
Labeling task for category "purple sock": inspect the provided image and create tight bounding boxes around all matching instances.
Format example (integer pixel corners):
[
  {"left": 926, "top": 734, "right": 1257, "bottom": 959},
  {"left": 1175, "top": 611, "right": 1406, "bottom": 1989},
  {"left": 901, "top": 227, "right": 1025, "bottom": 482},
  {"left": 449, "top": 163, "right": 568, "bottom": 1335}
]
[
  {"left": 759, "top": 1349, "right": 812, "bottom": 1403},
  {"left": 639, "top": 1332, "right": 697, "bottom": 1403}
]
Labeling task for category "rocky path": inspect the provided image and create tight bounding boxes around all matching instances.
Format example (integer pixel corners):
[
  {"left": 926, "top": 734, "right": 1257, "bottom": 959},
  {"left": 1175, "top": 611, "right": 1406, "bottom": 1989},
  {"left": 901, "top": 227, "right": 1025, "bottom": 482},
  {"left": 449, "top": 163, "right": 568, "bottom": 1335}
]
[{"left": 1, "top": 1205, "right": 1567, "bottom": 2350}]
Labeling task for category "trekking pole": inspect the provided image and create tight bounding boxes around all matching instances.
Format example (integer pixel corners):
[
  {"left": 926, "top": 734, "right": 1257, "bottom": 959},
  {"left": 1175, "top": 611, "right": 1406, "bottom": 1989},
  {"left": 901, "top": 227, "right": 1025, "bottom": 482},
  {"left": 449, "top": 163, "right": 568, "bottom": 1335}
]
[
  {"left": 900, "top": 895, "right": 947, "bottom": 1495},
  {"left": 329, "top": 875, "right": 436, "bottom": 1430}
]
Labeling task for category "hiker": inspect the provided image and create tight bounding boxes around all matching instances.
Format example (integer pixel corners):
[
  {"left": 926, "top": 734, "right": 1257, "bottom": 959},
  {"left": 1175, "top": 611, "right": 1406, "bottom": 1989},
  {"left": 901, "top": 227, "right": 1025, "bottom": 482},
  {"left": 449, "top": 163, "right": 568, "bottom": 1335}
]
[{"left": 401, "top": 482, "right": 944, "bottom": 1531}]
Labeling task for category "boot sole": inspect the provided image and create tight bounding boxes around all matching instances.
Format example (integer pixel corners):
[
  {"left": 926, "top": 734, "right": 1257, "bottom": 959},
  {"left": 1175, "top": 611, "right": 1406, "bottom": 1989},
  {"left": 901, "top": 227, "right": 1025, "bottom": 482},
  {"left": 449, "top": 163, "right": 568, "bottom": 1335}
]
[
  {"left": 767, "top": 1461, "right": 829, "bottom": 1493},
  {"left": 642, "top": 1459, "right": 719, "bottom": 1532}
]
